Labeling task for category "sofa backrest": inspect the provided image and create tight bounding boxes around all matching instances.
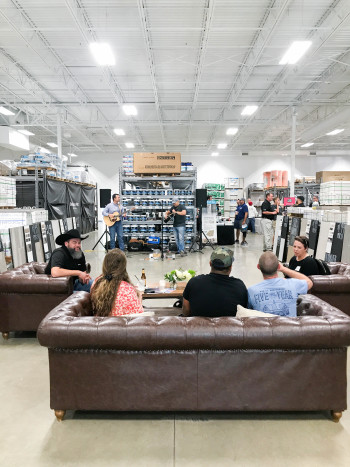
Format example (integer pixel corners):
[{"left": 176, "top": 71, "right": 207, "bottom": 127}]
[
  {"left": 37, "top": 292, "right": 350, "bottom": 351},
  {"left": 2, "top": 262, "right": 48, "bottom": 275}
]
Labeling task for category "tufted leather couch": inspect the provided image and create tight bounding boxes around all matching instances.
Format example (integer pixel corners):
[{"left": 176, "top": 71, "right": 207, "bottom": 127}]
[
  {"left": 38, "top": 292, "right": 350, "bottom": 422},
  {"left": 309, "top": 262, "right": 350, "bottom": 316},
  {"left": 0, "top": 262, "right": 73, "bottom": 339}
]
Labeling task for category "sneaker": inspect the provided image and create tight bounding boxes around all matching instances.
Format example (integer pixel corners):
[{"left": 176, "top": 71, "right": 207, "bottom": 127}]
[
  {"left": 180, "top": 251, "right": 185, "bottom": 257},
  {"left": 241, "top": 241, "right": 248, "bottom": 246},
  {"left": 234, "top": 240, "right": 239, "bottom": 244}
]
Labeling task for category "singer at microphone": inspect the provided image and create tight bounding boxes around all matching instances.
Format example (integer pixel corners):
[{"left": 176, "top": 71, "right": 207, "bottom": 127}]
[{"left": 164, "top": 197, "right": 187, "bottom": 257}]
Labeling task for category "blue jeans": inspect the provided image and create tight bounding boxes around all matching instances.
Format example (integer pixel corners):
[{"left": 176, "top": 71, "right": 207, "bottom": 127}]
[
  {"left": 248, "top": 217, "right": 256, "bottom": 233},
  {"left": 174, "top": 226, "right": 185, "bottom": 253},
  {"left": 109, "top": 221, "right": 125, "bottom": 250},
  {"left": 74, "top": 278, "right": 93, "bottom": 293}
]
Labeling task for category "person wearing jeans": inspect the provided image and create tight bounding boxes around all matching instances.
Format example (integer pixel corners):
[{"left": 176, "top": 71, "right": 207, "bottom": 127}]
[
  {"left": 102, "top": 193, "right": 126, "bottom": 250},
  {"left": 165, "top": 197, "right": 187, "bottom": 256}
]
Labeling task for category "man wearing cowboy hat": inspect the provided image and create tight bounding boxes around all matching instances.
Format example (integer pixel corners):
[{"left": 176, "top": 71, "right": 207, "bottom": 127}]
[{"left": 45, "top": 229, "right": 93, "bottom": 292}]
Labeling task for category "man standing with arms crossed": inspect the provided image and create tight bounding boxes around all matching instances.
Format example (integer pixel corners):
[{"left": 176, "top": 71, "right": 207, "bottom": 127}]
[
  {"left": 102, "top": 193, "right": 126, "bottom": 251},
  {"left": 261, "top": 192, "right": 278, "bottom": 252},
  {"left": 234, "top": 198, "right": 248, "bottom": 246}
]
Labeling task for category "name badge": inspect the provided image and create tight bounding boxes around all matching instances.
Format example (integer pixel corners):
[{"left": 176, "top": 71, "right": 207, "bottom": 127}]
[{"left": 295, "top": 266, "right": 301, "bottom": 272}]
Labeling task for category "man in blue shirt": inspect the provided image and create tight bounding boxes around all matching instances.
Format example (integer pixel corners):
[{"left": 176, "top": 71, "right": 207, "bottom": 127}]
[
  {"left": 102, "top": 193, "right": 126, "bottom": 250},
  {"left": 234, "top": 198, "right": 248, "bottom": 246},
  {"left": 248, "top": 251, "right": 313, "bottom": 316}
]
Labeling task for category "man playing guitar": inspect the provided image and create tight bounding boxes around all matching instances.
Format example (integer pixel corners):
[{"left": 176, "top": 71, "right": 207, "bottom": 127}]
[{"left": 102, "top": 193, "right": 126, "bottom": 250}]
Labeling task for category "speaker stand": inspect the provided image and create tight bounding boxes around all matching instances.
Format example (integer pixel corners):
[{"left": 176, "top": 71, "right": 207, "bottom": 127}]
[
  {"left": 92, "top": 224, "right": 109, "bottom": 252},
  {"left": 189, "top": 207, "right": 214, "bottom": 253}
]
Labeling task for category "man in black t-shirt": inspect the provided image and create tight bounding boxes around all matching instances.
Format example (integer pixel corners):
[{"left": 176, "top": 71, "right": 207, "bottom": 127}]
[
  {"left": 182, "top": 247, "right": 248, "bottom": 317},
  {"left": 165, "top": 197, "right": 187, "bottom": 256},
  {"left": 261, "top": 192, "right": 278, "bottom": 252},
  {"left": 45, "top": 229, "right": 93, "bottom": 292}
]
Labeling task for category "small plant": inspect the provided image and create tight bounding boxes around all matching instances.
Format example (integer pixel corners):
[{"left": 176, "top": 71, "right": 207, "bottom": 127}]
[{"left": 164, "top": 268, "right": 196, "bottom": 284}]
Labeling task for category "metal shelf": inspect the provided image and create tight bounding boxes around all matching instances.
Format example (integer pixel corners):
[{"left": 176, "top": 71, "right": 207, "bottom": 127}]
[{"left": 124, "top": 220, "right": 194, "bottom": 225}]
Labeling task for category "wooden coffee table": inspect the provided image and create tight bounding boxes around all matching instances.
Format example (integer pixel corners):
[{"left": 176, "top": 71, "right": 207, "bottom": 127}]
[{"left": 142, "top": 283, "right": 185, "bottom": 300}]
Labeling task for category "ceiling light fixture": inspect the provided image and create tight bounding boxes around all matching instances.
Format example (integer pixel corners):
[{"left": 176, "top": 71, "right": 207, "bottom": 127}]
[
  {"left": 326, "top": 129, "right": 344, "bottom": 136},
  {"left": 89, "top": 42, "right": 115, "bottom": 66},
  {"left": 301, "top": 142, "right": 314, "bottom": 148},
  {"left": 67, "top": 153, "right": 78, "bottom": 157},
  {"left": 125, "top": 142, "right": 135, "bottom": 149},
  {"left": 123, "top": 105, "right": 137, "bottom": 116},
  {"left": 39, "top": 147, "right": 51, "bottom": 154},
  {"left": 211, "top": 152, "right": 219, "bottom": 157},
  {"left": 113, "top": 128, "right": 125, "bottom": 136},
  {"left": 279, "top": 41, "right": 312, "bottom": 65},
  {"left": 47, "top": 142, "right": 58, "bottom": 148},
  {"left": 17, "top": 129, "right": 35, "bottom": 136},
  {"left": 217, "top": 143, "right": 227, "bottom": 149},
  {"left": 0, "top": 106, "right": 15, "bottom": 116},
  {"left": 226, "top": 127, "right": 238, "bottom": 136},
  {"left": 241, "top": 105, "right": 258, "bottom": 116}
]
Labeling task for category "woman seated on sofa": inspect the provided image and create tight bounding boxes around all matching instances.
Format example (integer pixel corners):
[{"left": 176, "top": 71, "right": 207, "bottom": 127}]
[
  {"left": 287, "top": 235, "right": 319, "bottom": 276},
  {"left": 91, "top": 249, "right": 144, "bottom": 316}
]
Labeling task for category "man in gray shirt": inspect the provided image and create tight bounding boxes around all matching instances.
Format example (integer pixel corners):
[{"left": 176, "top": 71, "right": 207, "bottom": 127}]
[{"left": 165, "top": 197, "right": 187, "bottom": 256}]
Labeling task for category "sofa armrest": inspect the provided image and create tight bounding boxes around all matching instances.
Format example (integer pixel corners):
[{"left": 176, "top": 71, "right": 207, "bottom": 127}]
[
  {"left": 0, "top": 274, "right": 74, "bottom": 294},
  {"left": 310, "top": 275, "right": 350, "bottom": 293}
]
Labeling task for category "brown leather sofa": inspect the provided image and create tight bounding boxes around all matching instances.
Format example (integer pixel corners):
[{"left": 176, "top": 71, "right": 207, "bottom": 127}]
[
  {"left": 38, "top": 292, "right": 350, "bottom": 422},
  {"left": 0, "top": 262, "right": 73, "bottom": 339},
  {"left": 309, "top": 262, "right": 350, "bottom": 316}
]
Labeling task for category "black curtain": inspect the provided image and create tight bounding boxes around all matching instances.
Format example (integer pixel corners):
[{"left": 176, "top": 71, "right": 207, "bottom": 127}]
[
  {"left": 67, "top": 183, "right": 82, "bottom": 231},
  {"left": 81, "top": 186, "right": 96, "bottom": 234},
  {"left": 46, "top": 180, "right": 67, "bottom": 219}
]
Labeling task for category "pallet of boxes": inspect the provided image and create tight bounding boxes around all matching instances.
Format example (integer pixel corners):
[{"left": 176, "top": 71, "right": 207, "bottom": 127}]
[
  {"left": 316, "top": 171, "right": 350, "bottom": 206},
  {"left": 133, "top": 152, "right": 181, "bottom": 176}
]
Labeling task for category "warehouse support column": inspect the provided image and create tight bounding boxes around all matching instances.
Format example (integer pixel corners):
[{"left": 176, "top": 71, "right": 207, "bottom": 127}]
[
  {"left": 57, "top": 113, "right": 62, "bottom": 160},
  {"left": 290, "top": 107, "right": 297, "bottom": 197}
]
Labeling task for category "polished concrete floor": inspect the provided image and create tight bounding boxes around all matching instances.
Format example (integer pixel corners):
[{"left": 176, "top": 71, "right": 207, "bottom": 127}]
[{"left": 1, "top": 227, "right": 350, "bottom": 466}]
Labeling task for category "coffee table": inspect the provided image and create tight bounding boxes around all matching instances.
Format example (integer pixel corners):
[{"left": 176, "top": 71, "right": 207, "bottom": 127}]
[{"left": 142, "top": 283, "right": 185, "bottom": 300}]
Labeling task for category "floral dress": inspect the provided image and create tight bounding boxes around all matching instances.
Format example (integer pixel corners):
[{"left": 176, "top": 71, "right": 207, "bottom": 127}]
[{"left": 111, "top": 281, "right": 144, "bottom": 316}]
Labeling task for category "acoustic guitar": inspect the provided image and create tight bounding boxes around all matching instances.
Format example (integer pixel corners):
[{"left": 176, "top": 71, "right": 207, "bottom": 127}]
[{"left": 103, "top": 207, "right": 134, "bottom": 227}]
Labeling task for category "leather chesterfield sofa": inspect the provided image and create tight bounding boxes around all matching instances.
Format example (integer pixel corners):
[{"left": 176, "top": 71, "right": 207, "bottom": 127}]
[
  {"left": 0, "top": 262, "right": 73, "bottom": 339},
  {"left": 310, "top": 262, "right": 350, "bottom": 316},
  {"left": 38, "top": 292, "right": 350, "bottom": 422}
]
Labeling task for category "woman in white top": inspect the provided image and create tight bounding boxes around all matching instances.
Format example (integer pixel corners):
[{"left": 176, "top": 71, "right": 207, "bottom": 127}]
[{"left": 247, "top": 199, "right": 258, "bottom": 233}]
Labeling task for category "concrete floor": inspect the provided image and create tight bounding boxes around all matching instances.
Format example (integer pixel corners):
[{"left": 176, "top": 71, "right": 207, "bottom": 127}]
[{"left": 1, "top": 228, "right": 350, "bottom": 466}]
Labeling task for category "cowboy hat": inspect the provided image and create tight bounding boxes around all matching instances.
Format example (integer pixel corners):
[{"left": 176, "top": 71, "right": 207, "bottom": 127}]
[{"left": 55, "top": 229, "right": 88, "bottom": 246}]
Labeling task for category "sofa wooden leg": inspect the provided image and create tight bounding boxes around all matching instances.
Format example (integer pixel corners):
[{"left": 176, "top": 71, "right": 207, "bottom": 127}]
[
  {"left": 54, "top": 410, "right": 66, "bottom": 422},
  {"left": 331, "top": 411, "right": 342, "bottom": 423},
  {"left": 2, "top": 332, "right": 9, "bottom": 340}
]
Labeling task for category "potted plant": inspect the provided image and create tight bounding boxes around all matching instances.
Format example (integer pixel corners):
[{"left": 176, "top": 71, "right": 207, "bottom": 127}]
[{"left": 164, "top": 269, "right": 196, "bottom": 289}]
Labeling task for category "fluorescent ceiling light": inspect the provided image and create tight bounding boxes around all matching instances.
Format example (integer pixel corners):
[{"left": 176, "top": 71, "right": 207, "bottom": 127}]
[
  {"left": 241, "top": 105, "right": 258, "bottom": 116},
  {"left": 68, "top": 153, "right": 78, "bottom": 157},
  {"left": 301, "top": 142, "right": 314, "bottom": 148},
  {"left": 17, "top": 129, "right": 35, "bottom": 136},
  {"left": 125, "top": 142, "right": 135, "bottom": 149},
  {"left": 39, "top": 147, "right": 51, "bottom": 154},
  {"left": 279, "top": 41, "right": 312, "bottom": 65},
  {"left": 226, "top": 127, "right": 238, "bottom": 136},
  {"left": 89, "top": 42, "right": 115, "bottom": 66},
  {"left": 0, "top": 106, "right": 15, "bottom": 116},
  {"left": 123, "top": 105, "right": 137, "bottom": 116},
  {"left": 47, "top": 142, "right": 58, "bottom": 148},
  {"left": 217, "top": 143, "right": 227, "bottom": 149},
  {"left": 114, "top": 128, "right": 125, "bottom": 136},
  {"left": 211, "top": 152, "right": 219, "bottom": 157},
  {"left": 326, "top": 128, "right": 344, "bottom": 136}
]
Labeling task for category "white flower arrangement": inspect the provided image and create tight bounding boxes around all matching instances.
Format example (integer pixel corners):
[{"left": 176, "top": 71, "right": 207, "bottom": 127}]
[{"left": 164, "top": 268, "right": 196, "bottom": 284}]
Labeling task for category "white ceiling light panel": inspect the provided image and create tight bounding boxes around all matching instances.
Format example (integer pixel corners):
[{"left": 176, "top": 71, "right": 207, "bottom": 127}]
[{"left": 279, "top": 41, "right": 312, "bottom": 65}]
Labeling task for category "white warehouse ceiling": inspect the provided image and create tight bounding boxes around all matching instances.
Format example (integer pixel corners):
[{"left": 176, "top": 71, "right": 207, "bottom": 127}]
[{"left": 0, "top": 0, "right": 350, "bottom": 157}]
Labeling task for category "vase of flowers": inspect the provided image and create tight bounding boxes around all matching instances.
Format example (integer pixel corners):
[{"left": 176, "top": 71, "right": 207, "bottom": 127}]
[{"left": 164, "top": 269, "right": 196, "bottom": 289}]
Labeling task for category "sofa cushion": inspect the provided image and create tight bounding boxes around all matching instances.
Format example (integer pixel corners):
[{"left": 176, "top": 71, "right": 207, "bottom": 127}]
[{"left": 236, "top": 305, "right": 276, "bottom": 318}]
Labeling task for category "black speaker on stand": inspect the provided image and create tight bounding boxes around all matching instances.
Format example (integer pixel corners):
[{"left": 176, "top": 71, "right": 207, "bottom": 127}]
[
  {"left": 99, "top": 189, "right": 112, "bottom": 208},
  {"left": 190, "top": 189, "right": 214, "bottom": 253}
]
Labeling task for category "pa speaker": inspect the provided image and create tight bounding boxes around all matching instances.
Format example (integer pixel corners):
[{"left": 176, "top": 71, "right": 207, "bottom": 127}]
[
  {"left": 99, "top": 189, "right": 111, "bottom": 208},
  {"left": 196, "top": 189, "right": 207, "bottom": 208}
]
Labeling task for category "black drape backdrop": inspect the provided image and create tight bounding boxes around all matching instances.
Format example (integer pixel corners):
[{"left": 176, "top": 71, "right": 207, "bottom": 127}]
[{"left": 46, "top": 180, "right": 96, "bottom": 234}]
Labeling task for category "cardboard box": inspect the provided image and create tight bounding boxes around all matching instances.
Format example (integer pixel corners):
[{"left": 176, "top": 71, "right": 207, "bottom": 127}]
[
  {"left": 133, "top": 153, "right": 181, "bottom": 174},
  {"left": 316, "top": 171, "right": 350, "bottom": 183}
]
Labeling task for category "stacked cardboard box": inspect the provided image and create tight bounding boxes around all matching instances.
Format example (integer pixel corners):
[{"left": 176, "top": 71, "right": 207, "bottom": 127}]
[
  {"left": 320, "top": 181, "right": 350, "bottom": 205},
  {"left": 122, "top": 155, "right": 134, "bottom": 175},
  {"left": 0, "top": 176, "right": 16, "bottom": 206}
]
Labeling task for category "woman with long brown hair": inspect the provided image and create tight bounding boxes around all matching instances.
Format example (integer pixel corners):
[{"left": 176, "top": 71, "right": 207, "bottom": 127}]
[{"left": 91, "top": 249, "right": 143, "bottom": 316}]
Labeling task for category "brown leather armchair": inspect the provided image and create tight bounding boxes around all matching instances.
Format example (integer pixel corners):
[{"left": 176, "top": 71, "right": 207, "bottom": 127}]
[
  {"left": 0, "top": 262, "right": 73, "bottom": 339},
  {"left": 310, "top": 262, "right": 350, "bottom": 316},
  {"left": 38, "top": 292, "right": 350, "bottom": 422}
]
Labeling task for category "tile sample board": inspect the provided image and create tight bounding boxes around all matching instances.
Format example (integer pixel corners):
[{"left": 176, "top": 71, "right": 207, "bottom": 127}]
[
  {"left": 278, "top": 216, "right": 289, "bottom": 262},
  {"left": 326, "top": 222, "right": 345, "bottom": 262},
  {"left": 51, "top": 220, "right": 61, "bottom": 248},
  {"left": 317, "top": 221, "right": 333, "bottom": 261},
  {"left": 273, "top": 215, "right": 283, "bottom": 256},
  {"left": 9, "top": 226, "right": 27, "bottom": 267},
  {"left": 341, "top": 224, "right": 350, "bottom": 263},
  {"left": 67, "top": 217, "right": 73, "bottom": 230},
  {"left": 30, "top": 223, "right": 45, "bottom": 263}
]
